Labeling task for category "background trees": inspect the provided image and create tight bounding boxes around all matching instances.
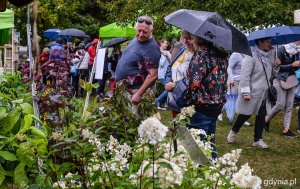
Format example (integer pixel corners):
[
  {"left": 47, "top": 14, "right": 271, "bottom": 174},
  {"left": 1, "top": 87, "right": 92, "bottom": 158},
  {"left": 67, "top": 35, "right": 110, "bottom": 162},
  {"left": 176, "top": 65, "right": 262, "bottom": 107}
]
[{"left": 10, "top": 0, "right": 300, "bottom": 45}]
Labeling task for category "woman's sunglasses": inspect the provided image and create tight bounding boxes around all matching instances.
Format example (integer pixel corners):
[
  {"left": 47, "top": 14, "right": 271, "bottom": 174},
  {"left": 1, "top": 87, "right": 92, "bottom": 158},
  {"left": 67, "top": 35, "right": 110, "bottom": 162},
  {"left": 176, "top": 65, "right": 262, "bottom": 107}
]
[{"left": 137, "top": 17, "right": 153, "bottom": 25}]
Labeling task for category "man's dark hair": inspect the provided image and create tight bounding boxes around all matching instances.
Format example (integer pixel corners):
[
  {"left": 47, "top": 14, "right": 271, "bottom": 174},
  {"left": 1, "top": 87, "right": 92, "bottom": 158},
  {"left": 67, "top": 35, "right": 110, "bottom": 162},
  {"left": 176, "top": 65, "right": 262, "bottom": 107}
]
[
  {"left": 56, "top": 38, "right": 63, "bottom": 44},
  {"left": 254, "top": 37, "right": 271, "bottom": 46}
]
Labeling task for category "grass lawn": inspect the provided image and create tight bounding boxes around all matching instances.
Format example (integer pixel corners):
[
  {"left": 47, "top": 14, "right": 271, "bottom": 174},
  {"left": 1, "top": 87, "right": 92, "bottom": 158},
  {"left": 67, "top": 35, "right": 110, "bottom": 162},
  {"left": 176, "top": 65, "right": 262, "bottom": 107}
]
[{"left": 159, "top": 109, "right": 300, "bottom": 189}]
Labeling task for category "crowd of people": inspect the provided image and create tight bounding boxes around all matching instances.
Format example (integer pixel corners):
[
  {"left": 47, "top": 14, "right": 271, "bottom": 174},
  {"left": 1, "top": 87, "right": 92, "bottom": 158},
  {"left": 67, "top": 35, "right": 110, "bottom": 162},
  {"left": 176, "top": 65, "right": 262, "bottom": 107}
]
[
  {"left": 38, "top": 15, "right": 300, "bottom": 159},
  {"left": 38, "top": 37, "right": 122, "bottom": 97}
]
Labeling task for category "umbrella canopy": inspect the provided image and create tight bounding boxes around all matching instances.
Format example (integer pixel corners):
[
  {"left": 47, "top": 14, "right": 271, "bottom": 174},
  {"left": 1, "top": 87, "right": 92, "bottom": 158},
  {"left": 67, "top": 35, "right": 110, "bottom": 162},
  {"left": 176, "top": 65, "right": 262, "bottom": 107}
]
[
  {"left": 248, "top": 26, "right": 300, "bottom": 46},
  {"left": 103, "top": 37, "right": 128, "bottom": 48},
  {"left": 44, "top": 29, "right": 61, "bottom": 39},
  {"left": 44, "top": 29, "right": 70, "bottom": 40},
  {"left": 99, "top": 23, "right": 135, "bottom": 38},
  {"left": 46, "top": 41, "right": 56, "bottom": 47},
  {"left": 58, "top": 28, "right": 89, "bottom": 38},
  {"left": 224, "top": 93, "right": 238, "bottom": 125},
  {"left": 164, "top": 9, "right": 252, "bottom": 56}
]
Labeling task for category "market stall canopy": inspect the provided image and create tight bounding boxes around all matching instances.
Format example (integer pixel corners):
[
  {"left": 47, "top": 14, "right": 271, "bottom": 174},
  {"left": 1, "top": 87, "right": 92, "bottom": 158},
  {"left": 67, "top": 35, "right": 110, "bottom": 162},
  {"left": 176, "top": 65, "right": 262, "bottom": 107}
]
[
  {"left": 99, "top": 22, "right": 135, "bottom": 38},
  {"left": 0, "top": 9, "right": 14, "bottom": 29},
  {"left": 0, "top": 9, "right": 14, "bottom": 45}
]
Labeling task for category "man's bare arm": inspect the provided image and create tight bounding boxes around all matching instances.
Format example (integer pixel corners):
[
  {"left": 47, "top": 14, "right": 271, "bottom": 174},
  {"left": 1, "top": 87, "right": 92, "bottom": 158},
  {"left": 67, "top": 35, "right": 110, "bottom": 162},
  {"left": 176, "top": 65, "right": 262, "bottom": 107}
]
[{"left": 131, "top": 68, "right": 158, "bottom": 104}]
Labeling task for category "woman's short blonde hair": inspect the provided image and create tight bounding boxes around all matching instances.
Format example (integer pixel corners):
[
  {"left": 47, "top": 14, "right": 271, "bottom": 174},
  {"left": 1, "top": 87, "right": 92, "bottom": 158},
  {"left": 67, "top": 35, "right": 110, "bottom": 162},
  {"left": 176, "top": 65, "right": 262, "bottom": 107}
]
[{"left": 43, "top": 47, "right": 50, "bottom": 54}]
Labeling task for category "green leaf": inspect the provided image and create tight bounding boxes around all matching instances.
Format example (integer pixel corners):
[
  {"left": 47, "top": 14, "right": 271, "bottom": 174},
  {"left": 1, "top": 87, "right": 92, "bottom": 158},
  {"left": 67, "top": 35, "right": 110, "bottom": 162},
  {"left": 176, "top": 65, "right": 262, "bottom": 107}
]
[
  {"left": 36, "top": 173, "right": 52, "bottom": 187},
  {"left": 85, "top": 82, "right": 92, "bottom": 93},
  {"left": 0, "top": 142, "right": 4, "bottom": 151},
  {"left": 14, "top": 163, "right": 28, "bottom": 187},
  {"left": 20, "top": 115, "right": 33, "bottom": 132},
  {"left": 91, "top": 83, "right": 99, "bottom": 88},
  {"left": 30, "top": 127, "right": 47, "bottom": 139},
  {"left": 0, "top": 151, "right": 18, "bottom": 161},
  {"left": 0, "top": 93, "right": 12, "bottom": 101},
  {"left": 20, "top": 103, "right": 34, "bottom": 115},
  {"left": 159, "top": 161, "right": 173, "bottom": 170},
  {"left": 12, "top": 99, "right": 24, "bottom": 104},
  {"left": 31, "top": 115, "right": 45, "bottom": 127},
  {"left": 31, "top": 139, "right": 48, "bottom": 156},
  {"left": 16, "top": 142, "right": 35, "bottom": 167},
  {"left": 0, "top": 165, "right": 5, "bottom": 185},
  {"left": 2, "top": 110, "right": 21, "bottom": 133},
  {"left": 0, "top": 135, "right": 8, "bottom": 139},
  {"left": 0, "top": 107, "right": 6, "bottom": 121}
]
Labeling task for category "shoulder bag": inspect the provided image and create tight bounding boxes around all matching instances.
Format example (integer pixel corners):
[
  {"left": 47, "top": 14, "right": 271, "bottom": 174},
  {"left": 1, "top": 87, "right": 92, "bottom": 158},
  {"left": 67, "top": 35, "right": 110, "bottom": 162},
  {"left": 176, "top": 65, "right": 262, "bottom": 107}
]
[
  {"left": 259, "top": 55, "right": 277, "bottom": 103},
  {"left": 279, "top": 75, "right": 298, "bottom": 90},
  {"left": 166, "top": 80, "right": 188, "bottom": 112}
]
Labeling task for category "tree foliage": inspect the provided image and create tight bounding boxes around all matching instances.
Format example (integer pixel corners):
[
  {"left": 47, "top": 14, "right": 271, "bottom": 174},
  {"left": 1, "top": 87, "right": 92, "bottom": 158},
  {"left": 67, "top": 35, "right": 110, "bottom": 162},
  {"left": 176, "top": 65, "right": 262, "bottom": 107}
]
[
  {"left": 12, "top": 0, "right": 110, "bottom": 45},
  {"left": 10, "top": 0, "right": 300, "bottom": 45},
  {"left": 99, "top": 0, "right": 300, "bottom": 35}
]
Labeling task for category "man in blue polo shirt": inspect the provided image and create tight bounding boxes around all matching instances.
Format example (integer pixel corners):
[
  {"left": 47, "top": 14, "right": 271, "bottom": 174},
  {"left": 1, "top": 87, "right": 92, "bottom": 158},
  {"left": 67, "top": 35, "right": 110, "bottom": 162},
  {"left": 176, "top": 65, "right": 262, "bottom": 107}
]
[{"left": 116, "top": 16, "right": 161, "bottom": 104}]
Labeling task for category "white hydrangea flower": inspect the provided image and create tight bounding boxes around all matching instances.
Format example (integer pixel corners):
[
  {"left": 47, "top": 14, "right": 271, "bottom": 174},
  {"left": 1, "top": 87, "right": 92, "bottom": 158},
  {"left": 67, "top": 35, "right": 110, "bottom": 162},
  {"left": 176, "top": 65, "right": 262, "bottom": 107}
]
[
  {"left": 99, "top": 136, "right": 131, "bottom": 177},
  {"left": 158, "top": 159, "right": 183, "bottom": 188},
  {"left": 52, "top": 131, "right": 64, "bottom": 141},
  {"left": 189, "top": 128, "right": 207, "bottom": 138},
  {"left": 129, "top": 174, "right": 138, "bottom": 185},
  {"left": 53, "top": 181, "right": 66, "bottom": 188},
  {"left": 136, "top": 160, "right": 157, "bottom": 178},
  {"left": 136, "top": 159, "right": 183, "bottom": 188},
  {"left": 215, "top": 149, "right": 242, "bottom": 176},
  {"left": 181, "top": 105, "right": 196, "bottom": 117},
  {"left": 65, "top": 172, "right": 73, "bottom": 179},
  {"left": 138, "top": 116, "right": 168, "bottom": 145},
  {"left": 81, "top": 129, "right": 93, "bottom": 139},
  {"left": 231, "top": 163, "right": 262, "bottom": 189},
  {"left": 99, "top": 106, "right": 105, "bottom": 112}
]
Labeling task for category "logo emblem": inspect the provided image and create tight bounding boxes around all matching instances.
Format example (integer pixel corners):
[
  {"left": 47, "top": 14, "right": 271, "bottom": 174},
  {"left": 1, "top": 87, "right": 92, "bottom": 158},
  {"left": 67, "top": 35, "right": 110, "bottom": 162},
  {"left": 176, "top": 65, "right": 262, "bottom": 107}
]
[{"left": 204, "top": 31, "right": 216, "bottom": 39}]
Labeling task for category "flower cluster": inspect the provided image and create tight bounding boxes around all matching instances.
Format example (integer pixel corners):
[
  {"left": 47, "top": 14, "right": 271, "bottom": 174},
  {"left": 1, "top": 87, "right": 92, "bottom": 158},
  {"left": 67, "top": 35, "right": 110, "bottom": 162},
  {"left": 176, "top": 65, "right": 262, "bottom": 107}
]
[
  {"left": 135, "top": 159, "right": 183, "bottom": 188},
  {"left": 138, "top": 116, "right": 168, "bottom": 145},
  {"left": 52, "top": 131, "right": 64, "bottom": 141},
  {"left": 103, "top": 136, "right": 131, "bottom": 176},
  {"left": 215, "top": 149, "right": 242, "bottom": 176},
  {"left": 179, "top": 105, "right": 196, "bottom": 120},
  {"left": 53, "top": 114, "right": 262, "bottom": 189},
  {"left": 52, "top": 173, "right": 83, "bottom": 189},
  {"left": 81, "top": 129, "right": 94, "bottom": 139},
  {"left": 87, "top": 136, "right": 131, "bottom": 178},
  {"left": 231, "top": 163, "right": 262, "bottom": 189}
]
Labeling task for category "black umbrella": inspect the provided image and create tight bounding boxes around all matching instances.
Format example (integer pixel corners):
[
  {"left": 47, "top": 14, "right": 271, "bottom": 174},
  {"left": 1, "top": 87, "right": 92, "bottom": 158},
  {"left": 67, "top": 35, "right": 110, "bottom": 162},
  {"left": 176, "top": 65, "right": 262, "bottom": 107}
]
[
  {"left": 103, "top": 38, "right": 128, "bottom": 48},
  {"left": 164, "top": 9, "right": 252, "bottom": 56},
  {"left": 58, "top": 28, "right": 89, "bottom": 38}
]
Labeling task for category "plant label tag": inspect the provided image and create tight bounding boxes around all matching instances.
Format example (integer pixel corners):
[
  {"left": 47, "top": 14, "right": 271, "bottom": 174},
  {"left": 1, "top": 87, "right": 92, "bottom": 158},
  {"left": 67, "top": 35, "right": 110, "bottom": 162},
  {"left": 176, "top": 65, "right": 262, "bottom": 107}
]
[
  {"left": 95, "top": 48, "right": 106, "bottom": 79},
  {"left": 177, "top": 126, "right": 211, "bottom": 165}
]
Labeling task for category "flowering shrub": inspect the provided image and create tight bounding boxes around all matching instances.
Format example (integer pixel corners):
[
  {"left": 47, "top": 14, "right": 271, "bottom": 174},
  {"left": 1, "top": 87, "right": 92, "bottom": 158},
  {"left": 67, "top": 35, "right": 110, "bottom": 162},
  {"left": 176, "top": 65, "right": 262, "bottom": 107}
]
[
  {"left": 1, "top": 76, "right": 261, "bottom": 188},
  {"left": 83, "top": 82, "right": 157, "bottom": 144},
  {"left": 47, "top": 107, "right": 261, "bottom": 189}
]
